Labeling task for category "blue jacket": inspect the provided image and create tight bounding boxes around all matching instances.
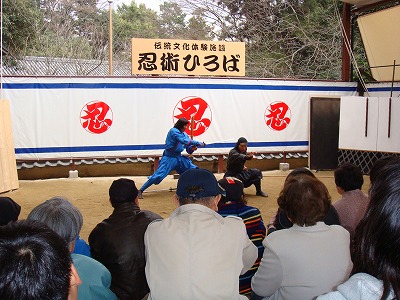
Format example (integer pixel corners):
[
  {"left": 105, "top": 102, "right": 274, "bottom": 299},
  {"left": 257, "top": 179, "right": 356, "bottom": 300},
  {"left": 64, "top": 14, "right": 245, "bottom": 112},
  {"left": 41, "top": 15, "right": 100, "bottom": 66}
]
[{"left": 164, "top": 128, "right": 202, "bottom": 157}]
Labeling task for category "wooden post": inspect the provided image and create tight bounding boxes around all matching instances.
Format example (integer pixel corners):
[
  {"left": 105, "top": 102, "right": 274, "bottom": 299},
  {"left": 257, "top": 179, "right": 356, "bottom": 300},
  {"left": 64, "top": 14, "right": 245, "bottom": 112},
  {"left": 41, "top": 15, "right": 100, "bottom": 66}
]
[
  {"left": 154, "top": 156, "right": 159, "bottom": 171},
  {"left": 0, "top": 100, "right": 19, "bottom": 192},
  {"left": 190, "top": 116, "right": 194, "bottom": 139},
  {"left": 218, "top": 155, "right": 224, "bottom": 173},
  {"left": 341, "top": 3, "right": 351, "bottom": 82}
]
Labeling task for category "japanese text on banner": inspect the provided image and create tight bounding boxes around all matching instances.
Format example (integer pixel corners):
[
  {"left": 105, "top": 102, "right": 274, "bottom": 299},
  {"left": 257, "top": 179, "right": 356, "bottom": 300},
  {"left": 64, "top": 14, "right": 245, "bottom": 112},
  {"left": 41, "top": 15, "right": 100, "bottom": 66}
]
[{"left": 131, "top": 38, "right": 245, "bottom": 76}]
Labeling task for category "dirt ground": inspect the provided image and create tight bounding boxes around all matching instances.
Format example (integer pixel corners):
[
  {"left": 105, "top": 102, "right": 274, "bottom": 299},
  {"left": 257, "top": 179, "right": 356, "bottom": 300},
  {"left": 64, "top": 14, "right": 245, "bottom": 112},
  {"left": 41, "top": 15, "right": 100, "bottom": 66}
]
[{"left": 1, "top": 170, "right": 370, "bottom": 241}]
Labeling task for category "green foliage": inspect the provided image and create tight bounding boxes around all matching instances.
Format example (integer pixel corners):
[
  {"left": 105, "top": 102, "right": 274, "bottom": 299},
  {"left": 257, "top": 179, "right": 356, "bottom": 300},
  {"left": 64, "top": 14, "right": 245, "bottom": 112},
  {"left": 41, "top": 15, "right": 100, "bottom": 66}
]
[
  {"left": 158, "top": 2, "right": 187, "bottom": 38},
  {"left": 2, "top": 0, "right": 42, "bottom": 57},
  {"left": 113, "top": 2, "right": 159, "bottom": 60},
  {"left": 156, "top": 1, "right": 215, "bottom": 40},
  {"left": 186, "top": 9, "right": 215, "bottom": 40},
  {"left": 217, "top": 0, "right": 343, "bottom": 79},
  {"left": 29, "top": 30, "right": 93, "bottom": 59},
  {"left": 1, "top": 0, "right": 373, "bottom": 79}
]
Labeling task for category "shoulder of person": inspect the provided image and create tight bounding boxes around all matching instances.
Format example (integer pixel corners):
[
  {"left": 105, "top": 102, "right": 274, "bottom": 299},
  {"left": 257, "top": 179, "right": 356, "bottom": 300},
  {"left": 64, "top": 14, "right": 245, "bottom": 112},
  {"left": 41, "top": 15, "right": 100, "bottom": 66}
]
[
  {"left": 224, "top": 215, "right": 246, "bottom": 225},
  {"left": 329, "top": 224, "right": 349, "bottom": 232},
  {"left": 147, "top": 218, "right": 163, "bottom": 227},
  {"left": 246, "top": 205, "right": 262, "bottom": 214},
  {"left": 170, "top": 127, "right": 181, "bottom": 134},
  {"left": 347, "top": 273, "right": 382, "bottom": 286},
  {"left": 89, "top": 220, "right": 108, "bottom": 235},
  {"left": 333, "top": 197, "right": 345, "bottom": 207},
  {"left": 72, "top": 253, "right": 110, "bottom": 272},
  {"left": 229, "top": 148, "right": 238, "bottom": 154},
  {"left": 333, "top": 273, "right": 385, "bottom": 300},
  {"left": 141, "top": 210, "right": 163, "bottom": 220},
  {"left": 327, "top": 224, "right": 351, "bottom": 238}
]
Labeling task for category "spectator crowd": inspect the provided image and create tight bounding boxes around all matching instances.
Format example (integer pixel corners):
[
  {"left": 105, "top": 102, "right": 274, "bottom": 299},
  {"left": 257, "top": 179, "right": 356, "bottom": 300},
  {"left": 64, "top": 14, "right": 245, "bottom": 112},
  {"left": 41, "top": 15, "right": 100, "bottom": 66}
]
[{"left": 1, "top": 156, "right": 399, "bottom": 300}]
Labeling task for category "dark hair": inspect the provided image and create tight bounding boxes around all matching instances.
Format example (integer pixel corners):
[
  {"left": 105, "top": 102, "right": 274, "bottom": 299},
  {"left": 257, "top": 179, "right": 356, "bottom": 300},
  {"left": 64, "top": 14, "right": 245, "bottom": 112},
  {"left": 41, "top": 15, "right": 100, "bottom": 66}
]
[
  {"left": 369, "top": 156, "right": 397, "bottom": 185},
  {"left": 285, "top": 167, "right": 315, "bottom": 182},
  {"left": 218, "top": 177, "right": 246, "bottom": 204},
  {"left": 234, "top": 137, "right": 248, "bottom": 151},
  {"left": 27, "top": 196, "right": 83, "bottom": 244},
  {"left": 334, "top": 162, "right": 364, "bottom": 191},
  {"left": 352, "top": 156, "right": 400, "bottom": 300},
  {"left": 277, "top": 174, "right": 331, "bottom": 226},
  {"left": 174, "top": 118, "right": 189, "bottom": 131},
  {"left": 109, "top": 178, "right": 138, "bottom": 206},
  {"left": 0, "top": 197, "right": 21, "bottom": 226},
  {"left": 0, "top": 220, "right": 71, "bottom": 300}
]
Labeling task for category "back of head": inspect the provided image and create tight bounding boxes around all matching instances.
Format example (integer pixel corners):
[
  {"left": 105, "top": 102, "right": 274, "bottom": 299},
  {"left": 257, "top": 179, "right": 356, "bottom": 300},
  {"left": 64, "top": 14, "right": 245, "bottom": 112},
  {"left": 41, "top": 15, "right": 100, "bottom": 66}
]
[
  {"left": 27, "top": 196, "right": 83, "bottom": 245},
  {"left": 218, "top": 177, "right": 245, "bottom": 204},
  {"left": 174, "top": 118, "right": 189, "bottom": 131},
  {"left": 0, "top": 220, "right": 71, "bottom": 300},
  {"left": 369, "top": 156, "right": 397, "bottom": 185},
  {"left": 285, "top": 167, "right": 315, "bottom": 182},
  {"left": 0, "top": 197, "right": 21, "bottom": 226},
  {"left": 278, "top": 174, "right": 331, "bottom": 226},
  {"left": 334, "top": 162, "right": 364, "bottom": 191},
  {"left": 353, "top": 156, "right": 400, "bottom": 299},
  {"left": 109, "top": 178, "right": 138, "bottom": 207},
  {"left": 176, "top": 168, "right": 225, "bottom": 207}
]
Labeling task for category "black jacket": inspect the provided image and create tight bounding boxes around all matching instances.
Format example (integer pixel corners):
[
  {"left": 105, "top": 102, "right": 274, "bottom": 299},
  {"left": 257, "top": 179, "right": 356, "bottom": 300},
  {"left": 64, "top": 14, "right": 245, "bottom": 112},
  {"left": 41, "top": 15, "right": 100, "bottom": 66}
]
[{"left": 89, "top": 202, "right": 161, "bottom": 300}]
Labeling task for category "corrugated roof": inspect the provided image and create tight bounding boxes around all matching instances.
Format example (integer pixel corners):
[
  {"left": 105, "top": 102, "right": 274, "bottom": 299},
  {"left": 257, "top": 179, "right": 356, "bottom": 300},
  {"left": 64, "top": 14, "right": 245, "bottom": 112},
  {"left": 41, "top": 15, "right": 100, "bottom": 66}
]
[{"left": 17, "top": 153, "right": 308, "bottom": 169}]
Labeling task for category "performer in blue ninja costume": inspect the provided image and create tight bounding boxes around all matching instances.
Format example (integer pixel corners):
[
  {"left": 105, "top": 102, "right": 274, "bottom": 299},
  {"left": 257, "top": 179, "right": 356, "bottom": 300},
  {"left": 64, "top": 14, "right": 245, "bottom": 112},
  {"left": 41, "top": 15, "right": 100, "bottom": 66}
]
[{"left": 138, "top": 118, "right": 206, "bottom": 199}]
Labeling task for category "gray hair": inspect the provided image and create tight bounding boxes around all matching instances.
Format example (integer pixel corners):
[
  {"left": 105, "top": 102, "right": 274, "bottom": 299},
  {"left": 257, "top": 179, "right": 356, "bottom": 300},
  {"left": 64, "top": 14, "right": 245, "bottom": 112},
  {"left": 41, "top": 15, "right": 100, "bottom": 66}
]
[
  {"left": 27, "top": 196, "right": 83, "bottom": 244},
  {"left": 177, "top": 196, "right": 215, "bottom": 208}
]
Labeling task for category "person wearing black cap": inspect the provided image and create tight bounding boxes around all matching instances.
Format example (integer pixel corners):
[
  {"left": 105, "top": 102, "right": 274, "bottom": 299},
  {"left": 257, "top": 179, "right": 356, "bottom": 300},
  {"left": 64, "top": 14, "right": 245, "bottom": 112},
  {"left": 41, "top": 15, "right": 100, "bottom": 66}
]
[
  {"left": 89, "top": 178, "right": 161, "bottom": 300},
  {"left": 144, "top": 168, "right": 257, "bottom": 300},
  {"left": 225, "top": 137, "right": 268, "bottom": 197},
  {"left": 138, "top": 118, "right": 206, "bottom": 199},
  {"left": 217, "top": 177, "right": 266, "bottom": 297}
]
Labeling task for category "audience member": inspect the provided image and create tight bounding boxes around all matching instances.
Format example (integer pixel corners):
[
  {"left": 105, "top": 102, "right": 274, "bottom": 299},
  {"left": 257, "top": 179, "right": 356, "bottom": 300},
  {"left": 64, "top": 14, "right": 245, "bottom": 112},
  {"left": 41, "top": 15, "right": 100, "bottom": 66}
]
[
  {"left": 145, "top": 168, "right": 257, "bottom": 299},
  {"left": 225, "top": 137, "right": 267, "bottom": 197},
  {"left": 217, "top": 176, "right": 266, "bottom": 297},
  {"left": 267, "top": 168, "right": 340, "bottom": 234},
  {"left": 27, "top": 197, "right": 116, "bottom": 300},
  {"left": 0, "top": 219, "right": 81, "bottom": 300},
  {"left": 251, "top": 174, "right": 352, "bottom": 300},
  {"left": 89, "top": 178, "right": 161, "bottom": 300},
  {"left": 369, "top": 155, "right": 396, "bottom": 185},
  {"left": 73, "top": 235, "right": 92, "bottom": 257},
  {"left": 333, "top": 162, "right": 369, "bottom": 241},
  {"left": 0, "top": 197, "right": 21, "bottom": 226},
  {"left": 318, "top": 156, "right": 400, "bottom": 299}
]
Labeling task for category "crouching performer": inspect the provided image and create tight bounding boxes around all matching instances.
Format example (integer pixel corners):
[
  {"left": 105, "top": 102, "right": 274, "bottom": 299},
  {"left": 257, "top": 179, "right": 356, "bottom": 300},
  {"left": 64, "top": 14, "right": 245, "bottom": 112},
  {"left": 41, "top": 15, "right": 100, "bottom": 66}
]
[{"left": 138, "top": 118, "right": 205, "bottom": 199}]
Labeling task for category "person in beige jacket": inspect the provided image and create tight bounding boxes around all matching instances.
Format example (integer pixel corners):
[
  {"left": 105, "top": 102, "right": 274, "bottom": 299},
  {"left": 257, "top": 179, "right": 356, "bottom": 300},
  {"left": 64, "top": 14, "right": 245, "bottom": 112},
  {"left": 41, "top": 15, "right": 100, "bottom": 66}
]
[
  {"left": 145, "top": 168, "right": 257, "bottom": 300},
  {"left": 251, "top": 174, "right": 352, "bottom": 300}
]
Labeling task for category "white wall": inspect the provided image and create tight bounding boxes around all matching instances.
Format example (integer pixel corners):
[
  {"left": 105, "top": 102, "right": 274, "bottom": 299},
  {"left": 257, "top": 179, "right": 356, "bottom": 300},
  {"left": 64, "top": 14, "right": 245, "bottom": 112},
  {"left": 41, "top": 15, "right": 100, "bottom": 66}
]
[
  {"left": 339, "top": 96, "right": 400, "bottom": 152},
  {"left": 3, "top": 77, "right": 358, "bottom": 160}
]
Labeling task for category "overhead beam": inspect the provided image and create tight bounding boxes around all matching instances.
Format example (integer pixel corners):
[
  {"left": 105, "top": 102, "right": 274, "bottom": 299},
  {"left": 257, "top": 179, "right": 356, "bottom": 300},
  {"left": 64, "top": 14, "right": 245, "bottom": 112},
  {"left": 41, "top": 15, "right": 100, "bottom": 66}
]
[{"left": 351, "top": 0, "right": 399, "bottom": 14}]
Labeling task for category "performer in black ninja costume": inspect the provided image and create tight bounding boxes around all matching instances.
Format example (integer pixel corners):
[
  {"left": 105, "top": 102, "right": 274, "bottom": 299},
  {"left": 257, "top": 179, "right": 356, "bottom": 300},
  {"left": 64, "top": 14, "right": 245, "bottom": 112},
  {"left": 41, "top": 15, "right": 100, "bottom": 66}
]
[{"left": 224, "top": 137, "right": 268, "bottom": 197}]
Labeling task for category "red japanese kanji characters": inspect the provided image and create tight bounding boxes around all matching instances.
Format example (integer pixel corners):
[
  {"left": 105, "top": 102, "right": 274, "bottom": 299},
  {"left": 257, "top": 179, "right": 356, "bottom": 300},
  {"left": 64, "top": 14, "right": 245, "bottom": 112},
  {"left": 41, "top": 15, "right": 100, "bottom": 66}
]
[
  {"left": 174, "top": 96, "right": 212, "bottom": 137},
  {"left": 265, "top": 101, "right": 291, "bottom": 131},
  {"left": 80, "top": 101, "right": 113, "bottom": 134}
]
